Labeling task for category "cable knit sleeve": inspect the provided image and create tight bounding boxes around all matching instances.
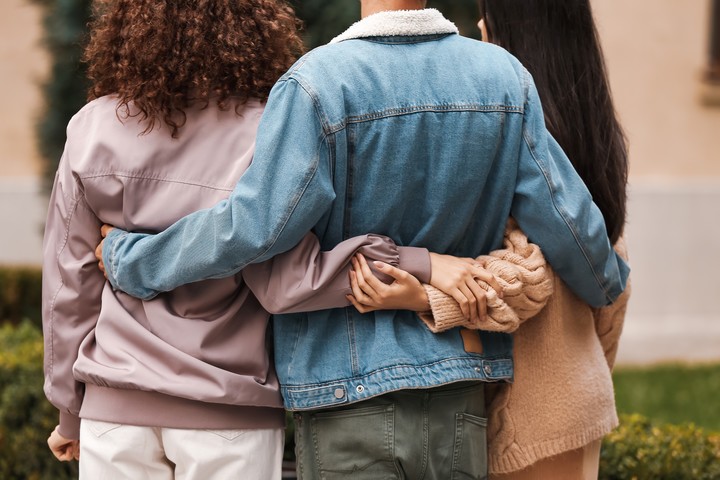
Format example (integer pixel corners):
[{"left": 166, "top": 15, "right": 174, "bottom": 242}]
[
  {"left": 593, "top": 238, "right": 632, "bottom": 369},
  {"left": 419, "top": 220, "right": 554, "bottom": 333}
]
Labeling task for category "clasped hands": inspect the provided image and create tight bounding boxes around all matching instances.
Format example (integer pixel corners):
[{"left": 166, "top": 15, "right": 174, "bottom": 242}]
[{"left": 347, "top": 252, "right": 503, "bottom": 324}]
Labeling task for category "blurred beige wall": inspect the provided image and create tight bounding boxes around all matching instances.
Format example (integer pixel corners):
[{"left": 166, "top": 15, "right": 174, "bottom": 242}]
[
  {"left": 0, "top": 0, "right": 46, "bottom": 178},
  {"left": 594, "top": 0, "right": 720, "bottom": 179},
  {"left": 594, "top": 0, "right": 720, "bottom": 364},
  {"left": 0, "top": 0, "right": 46, "bottom": 265}
]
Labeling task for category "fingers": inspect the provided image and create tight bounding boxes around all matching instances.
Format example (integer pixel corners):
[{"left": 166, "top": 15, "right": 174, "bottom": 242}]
[
  {"left": 349, "top": 271, "right": 375, "bottom": 306},
  {"left": 371, "top": 260, "right": 411, "bottom": 283},
  {"left": 95, "top": 240, "right": 106, "bottom": 277},
  {"left": 100, "top": 224, "right": 115, "bottom": 238},
  {"left": 472, "top": 265, "right": 503, "bottom": 298},
  {"left": 458, "top": 283, "right": 479, "bottom": 324},
  {"left": 356, "top": 254, "right": 389, "bottom": 292},
  {"left": 466, "top": 278, "right": 488, "bottom": 323},
  {"left": 346, "top": 294, "right": 376, "bottom": 314},
  {"left": 351, "top": 256, "right": 379, "bottom": 299}
]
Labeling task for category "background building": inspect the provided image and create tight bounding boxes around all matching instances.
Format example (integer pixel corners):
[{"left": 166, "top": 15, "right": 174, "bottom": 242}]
[{"left": 1, "top": 0, "right": 718, "bottom": 364}]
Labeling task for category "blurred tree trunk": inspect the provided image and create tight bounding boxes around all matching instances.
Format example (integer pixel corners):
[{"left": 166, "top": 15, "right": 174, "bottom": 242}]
[{"left": 28, "top": 0, "right": 91, "bottom": 194}]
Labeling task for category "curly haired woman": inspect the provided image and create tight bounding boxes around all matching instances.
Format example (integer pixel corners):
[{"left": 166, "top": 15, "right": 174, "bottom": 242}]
[{"left": 41, "top": 1, "right": 465, "bottom": 478}]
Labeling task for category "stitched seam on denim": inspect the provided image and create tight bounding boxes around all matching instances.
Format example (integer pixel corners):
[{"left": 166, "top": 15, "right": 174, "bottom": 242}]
[
  {"left": 292, "top": 77, "right": 332, "bottom": 134},
  {"left": 310, "top": 416, "right": 324, "bottom": 476},
  {"left": 343, "top": 123, "right": 356, "bottom": 241},
  {"left": 419, "top": 393, "right": 429, "bottom": 479},
  {"left": 521, "top": 130, "right": 611, "bottom": 302},
  {"left": 451, "top": 413, "right": 463, "bottom": 479},
  {"left": 282, "top": 357, "right": 512, "bottom": 390},
  {"left": 281, "top": 54, "right": 312, "bottom": 79},
  {"left": 79, "top": 172, "right": 235, "bottom": 193},
  {"left": 326, "top": 104, "right": 523, "bottom": 134},
  {"left": 346, "top": 309, "right": 359, "bottom": 376}
]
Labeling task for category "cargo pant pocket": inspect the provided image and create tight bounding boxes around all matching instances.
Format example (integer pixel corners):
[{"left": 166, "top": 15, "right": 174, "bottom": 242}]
[
  {"left": 310, "top": 404, "right": 400, "bottom": 480},
  {"left": 451, "top": 412, "right": 488, "bottom": 480}
]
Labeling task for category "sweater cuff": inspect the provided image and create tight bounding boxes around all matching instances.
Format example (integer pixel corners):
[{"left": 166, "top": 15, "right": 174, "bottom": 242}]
[
  {"left": 58, "top": 411, "right": 81, "bottom": 440},
  {"left": 397, "top": 247, "right": 431, "bottom": 284},
  {"left": 420, "top": 285, "right": 474, "bottom": 333}
]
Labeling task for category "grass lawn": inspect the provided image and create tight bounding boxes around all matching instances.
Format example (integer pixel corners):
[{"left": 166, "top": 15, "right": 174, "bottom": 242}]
[{"left": 613, "top": 363, "right": 720, "bottom": 432}]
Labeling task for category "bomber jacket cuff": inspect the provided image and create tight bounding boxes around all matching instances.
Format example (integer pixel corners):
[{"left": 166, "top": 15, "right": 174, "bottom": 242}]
[
  {"left": 58, "top": 411, "right": 81, "bottom": 440},
  {"left": 397, "top": 246, "right": 431, "bottom": 284}
]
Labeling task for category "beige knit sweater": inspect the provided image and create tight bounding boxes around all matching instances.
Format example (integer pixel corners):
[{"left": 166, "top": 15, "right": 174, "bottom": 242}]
[{"left": 424, "top": 221, "right": 631, "bottom": 474}]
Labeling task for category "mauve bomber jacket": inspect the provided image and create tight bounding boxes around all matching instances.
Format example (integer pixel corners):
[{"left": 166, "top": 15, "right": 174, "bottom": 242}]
[{"left": 42, "top": 96, "right": 430, "bottom": 440}]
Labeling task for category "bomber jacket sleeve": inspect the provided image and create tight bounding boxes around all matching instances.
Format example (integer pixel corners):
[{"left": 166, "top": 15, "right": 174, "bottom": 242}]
[
  {"left": 510, "top": 69, "right": 629, "bottom": 307},
  {"left": 42, "top": 150, "right": 105, "bottom": 441},
  {"left": 593, "top": 238, "right": 632, "bottom": 369},
  {"left": 243, "top": 233, "right": 430, "bottom": 314},
  {"left": 420, "top": 221, "right": 553, "bottom": 333},
  {"left": 102, "top": 78, "right": 340, "bottom": 300}
]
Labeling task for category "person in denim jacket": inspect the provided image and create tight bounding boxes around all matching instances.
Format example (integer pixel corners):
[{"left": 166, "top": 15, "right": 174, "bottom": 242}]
[{"left": 98, "top": 1, "right": 629, "bottom": 477}]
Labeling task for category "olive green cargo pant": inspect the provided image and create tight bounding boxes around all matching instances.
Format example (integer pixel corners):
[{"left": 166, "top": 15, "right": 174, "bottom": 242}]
[{"left": 293, "top": 382, "right": 487, "bottom": 480}]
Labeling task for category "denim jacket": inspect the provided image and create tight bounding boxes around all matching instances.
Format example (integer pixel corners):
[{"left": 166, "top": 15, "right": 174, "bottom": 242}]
[{"left": 103, "top": 9, "right": 629, "bottom": 410}]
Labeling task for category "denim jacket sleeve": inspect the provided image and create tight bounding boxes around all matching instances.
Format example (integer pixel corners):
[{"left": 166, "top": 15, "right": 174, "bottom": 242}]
[
  {"left": 101, "top": 78, "right": 336, "bottom": 299},
  {"left": 102, "top": 78, "right": 430, "bottom": 300},
  {"left": 511, "top": 70, "right": 629, "bottom": 307}
]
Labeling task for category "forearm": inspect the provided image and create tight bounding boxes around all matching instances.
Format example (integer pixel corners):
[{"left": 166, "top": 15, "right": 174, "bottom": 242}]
[{"left": 244, "top": 233, "right": 430, "bottom": 314}]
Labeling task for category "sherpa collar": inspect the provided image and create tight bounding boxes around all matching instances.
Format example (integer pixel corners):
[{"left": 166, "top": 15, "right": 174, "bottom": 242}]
[{"left": 330, "top": 8, "right": 458, "bottom": 44}]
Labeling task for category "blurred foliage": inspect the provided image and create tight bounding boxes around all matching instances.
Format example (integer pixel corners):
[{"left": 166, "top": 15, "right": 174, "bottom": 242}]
[
  {"left": 0, "top": 266, "right": 42, "bottom": 330},
  {"left": 599, "top": 414, "right": 720, "bottom": 480},
  {"left": 0, "top": 321, "right": 77, "bottom": 479},
  {"left": 28, "top": 0, "right": 92, "bottom": 194},
  {"left": 29, "top": 0, "right": 480, "bottom": 194},
  {"left": 613, "top": 363, "right": 720, "bottom": 431}
]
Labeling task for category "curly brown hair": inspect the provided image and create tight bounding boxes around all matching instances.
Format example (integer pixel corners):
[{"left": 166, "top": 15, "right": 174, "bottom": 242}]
[{"left": 84, "top": 0, "right": 304, "bottom": 136}]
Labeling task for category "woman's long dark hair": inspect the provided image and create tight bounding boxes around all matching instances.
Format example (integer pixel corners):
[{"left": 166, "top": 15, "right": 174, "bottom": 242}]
[{"left": 479, "top": 0, "right": 628, "bottom": 243}]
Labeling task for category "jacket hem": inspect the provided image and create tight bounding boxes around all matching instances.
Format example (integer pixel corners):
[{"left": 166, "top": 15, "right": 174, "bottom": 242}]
[
  {"left": 80, "top": 385, "right": 286, "bottom": 431},
  {"left": 281, "top": 355, "right": 513, "bottom": 410}
]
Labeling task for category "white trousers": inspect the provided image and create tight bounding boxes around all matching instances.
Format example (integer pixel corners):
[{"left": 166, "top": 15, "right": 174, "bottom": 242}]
[{"left": 79, "top": 419, "right": 284, "bottom": 480}]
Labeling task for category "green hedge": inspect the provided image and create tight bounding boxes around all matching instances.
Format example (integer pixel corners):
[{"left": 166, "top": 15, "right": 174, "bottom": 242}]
[
  {"left": 2, "top": 321, "right": 718, "bottom": 479},
  {"left": 0, "top": 267, "right": 42, "bottom": 330},
  {"left": 0, "top": 321, "right": 76, "bottom": 479},
  {"left": 600, "top": 414, "right": 720, "bottom": 479}
]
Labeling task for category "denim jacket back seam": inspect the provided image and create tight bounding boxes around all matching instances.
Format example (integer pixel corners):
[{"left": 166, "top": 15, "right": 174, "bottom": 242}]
[{"left": 324, "top": 104, "right": 524, "bottom": 136}]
